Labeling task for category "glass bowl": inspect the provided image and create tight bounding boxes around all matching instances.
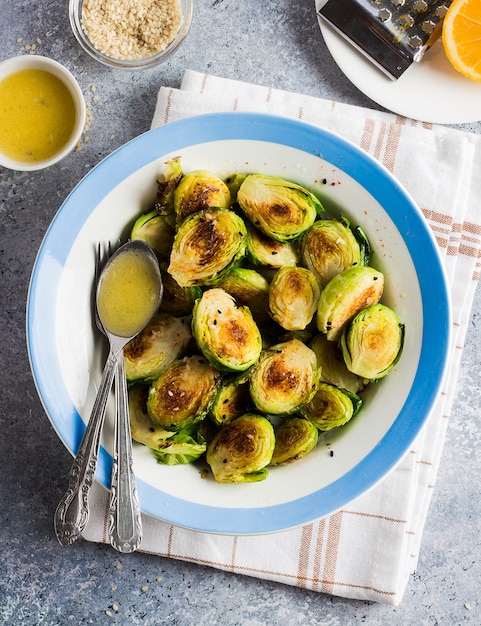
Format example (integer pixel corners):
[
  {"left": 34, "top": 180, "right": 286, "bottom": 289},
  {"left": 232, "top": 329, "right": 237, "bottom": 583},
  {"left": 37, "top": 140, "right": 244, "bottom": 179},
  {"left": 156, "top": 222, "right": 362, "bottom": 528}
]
[{"left": 69, "top": 0, "right": 193, "bottom": 69}]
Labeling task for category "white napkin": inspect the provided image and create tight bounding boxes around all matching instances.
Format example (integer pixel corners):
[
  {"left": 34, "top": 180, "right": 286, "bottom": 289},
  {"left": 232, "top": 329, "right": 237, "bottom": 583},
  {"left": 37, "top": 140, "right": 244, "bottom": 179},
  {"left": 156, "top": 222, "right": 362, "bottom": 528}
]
[{"left": 83, "top": 70, "right": 481, "bottom": 605}]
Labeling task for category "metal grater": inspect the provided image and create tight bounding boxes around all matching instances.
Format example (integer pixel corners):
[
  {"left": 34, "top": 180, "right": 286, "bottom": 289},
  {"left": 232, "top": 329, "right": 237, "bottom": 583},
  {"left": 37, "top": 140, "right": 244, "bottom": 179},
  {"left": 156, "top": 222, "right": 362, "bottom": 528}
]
[{"left": 318, "top": 0, "right": 452, "bottom": 80}]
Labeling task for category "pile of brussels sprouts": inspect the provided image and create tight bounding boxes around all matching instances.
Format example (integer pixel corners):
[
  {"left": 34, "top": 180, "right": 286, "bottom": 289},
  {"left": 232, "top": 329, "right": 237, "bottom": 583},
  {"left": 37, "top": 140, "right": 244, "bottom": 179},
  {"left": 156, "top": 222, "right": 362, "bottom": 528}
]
[{"left": 122, "top": 158, "right": 404, "bottom": 483}]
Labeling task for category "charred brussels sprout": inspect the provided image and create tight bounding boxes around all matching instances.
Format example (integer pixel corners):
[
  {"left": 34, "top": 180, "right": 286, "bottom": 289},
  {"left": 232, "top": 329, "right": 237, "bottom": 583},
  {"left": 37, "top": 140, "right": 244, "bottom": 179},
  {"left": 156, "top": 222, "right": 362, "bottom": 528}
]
[
  {"left": 268, "top": 266, "right": 321, "bottom": 331},
  {"left": 154, "top": 157, "right": 183, "bottom": 217},
  {"left": 174, "top": 170, "right": 231, "bottom": 222},
  {"left": 159, "top": 269, "right": 202, "bottom": 317},
  {"left": 217, "top": 267, "right": 270, "bottom": 324},
  {"left": 147, "top": 355, "right": 221, "bottom": 431},
  {"left": 316, "top": 266, "right": 384, "bottom": 341},
  {"left": 151, "top": 427, "right": 207, "bottom": 465},
  {"left": 310, "top": 333, "right": 365, "bottom": 394},
  {"left": 128, "top": 384, "right": 175, "bottom": 448},
  {"left": 124, "top": 313, "right": 192, "bottom": 382},
  {"left": 270, "top": 417, "right": 319, "bottom": 465},
  {"left": 249, "top": 338, "right": 319, "bottom": 415},
  {"left": 245, "top": 223, "right": 298, "bottom": 268},
  {"left": 192, "top": 288, "right": 262, "bottom": 372},
  {"left": 130, "top": 211, "right": 175, "bottom": 261},
  {"left": 301, "top": 382, "right": 362, "bottom": 431},
  {"left": 209, "top": 371, "right": 252, "bottom": 427},
  {"left": 237, "top": 174, "right": 324, "bottom": 242},
  {"left": 340, "top": 303, "right": 404, "bottom": 381},
  {"left": 129, "top": 384, "right": 206, "bottom": 464},
  {"left": 168, "top": 208, "right": 247, "bottom": 287},
  {"left": 206, "top": 414, "right": 275, "bottom": 483},
  {"left": 300, "top": 217, "right": 365, "bottom": 287}
]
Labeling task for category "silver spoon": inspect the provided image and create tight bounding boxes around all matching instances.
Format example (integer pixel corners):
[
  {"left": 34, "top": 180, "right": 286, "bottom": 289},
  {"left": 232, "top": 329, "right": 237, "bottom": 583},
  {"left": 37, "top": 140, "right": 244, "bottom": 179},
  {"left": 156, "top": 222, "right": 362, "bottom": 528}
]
[{"left": 54, "top": 239, "right": 162, "bottom": 550}]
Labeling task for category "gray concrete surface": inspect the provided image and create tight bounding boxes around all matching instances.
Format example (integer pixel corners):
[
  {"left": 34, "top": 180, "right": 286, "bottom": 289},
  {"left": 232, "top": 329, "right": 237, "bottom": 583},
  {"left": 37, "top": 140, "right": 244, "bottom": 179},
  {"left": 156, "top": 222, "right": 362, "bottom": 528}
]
[{"left": 1, "top": 1, "right": 480, "bottom": 624}]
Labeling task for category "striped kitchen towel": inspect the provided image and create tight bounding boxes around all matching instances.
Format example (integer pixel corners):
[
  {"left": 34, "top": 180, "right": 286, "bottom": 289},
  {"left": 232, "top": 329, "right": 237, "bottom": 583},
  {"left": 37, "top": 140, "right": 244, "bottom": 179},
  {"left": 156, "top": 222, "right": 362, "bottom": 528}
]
[{"left": 83, "top": 71, "right": 481, "bottom": 605}]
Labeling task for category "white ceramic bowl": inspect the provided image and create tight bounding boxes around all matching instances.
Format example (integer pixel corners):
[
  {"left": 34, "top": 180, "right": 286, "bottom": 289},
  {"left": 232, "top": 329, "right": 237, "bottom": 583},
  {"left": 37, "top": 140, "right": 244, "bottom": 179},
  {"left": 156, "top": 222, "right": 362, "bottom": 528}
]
[
  {"left": 0, "top": 55, "right": 86, "bottom": 171},
  {"left": 27, "top": 113, "right": 451, "bottom": 535},
  {"left": 69, "top": 0, "right": 193, "bottom": 70}
]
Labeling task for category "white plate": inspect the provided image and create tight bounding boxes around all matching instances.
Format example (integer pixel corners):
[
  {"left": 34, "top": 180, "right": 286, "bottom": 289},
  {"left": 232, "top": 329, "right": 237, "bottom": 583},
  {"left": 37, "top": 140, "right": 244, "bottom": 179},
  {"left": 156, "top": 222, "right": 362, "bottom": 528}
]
[
  {"left": 27, "top": 112, "right": 451, "bottom": 534},
  {"left": 316, "top": 1, "right": 481, "bottom": 124}
]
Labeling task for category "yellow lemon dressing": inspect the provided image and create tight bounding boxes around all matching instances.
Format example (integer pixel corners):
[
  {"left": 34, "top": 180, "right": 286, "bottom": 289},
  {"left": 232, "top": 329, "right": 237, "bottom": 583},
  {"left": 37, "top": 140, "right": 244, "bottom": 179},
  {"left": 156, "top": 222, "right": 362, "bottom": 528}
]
[
  {"left": 0, "top": 69, "right": 76, "bottom": 163},
  {"left": 97, "top": 248, "right": 160, "bottom": 338}
]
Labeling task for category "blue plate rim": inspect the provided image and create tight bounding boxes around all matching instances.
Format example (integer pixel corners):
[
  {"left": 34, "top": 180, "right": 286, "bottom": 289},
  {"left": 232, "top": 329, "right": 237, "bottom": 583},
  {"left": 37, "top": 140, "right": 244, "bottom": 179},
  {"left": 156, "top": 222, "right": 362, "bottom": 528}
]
[{"left": 26, "top": 112, "right": 452, "bottom": 535}]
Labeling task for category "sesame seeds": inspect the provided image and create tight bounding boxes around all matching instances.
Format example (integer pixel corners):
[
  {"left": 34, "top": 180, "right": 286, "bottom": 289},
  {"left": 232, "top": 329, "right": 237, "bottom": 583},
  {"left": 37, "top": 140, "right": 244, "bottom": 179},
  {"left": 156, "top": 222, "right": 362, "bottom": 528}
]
[{"left": 81, "top": 0, "right": 183, "bottom": 60}]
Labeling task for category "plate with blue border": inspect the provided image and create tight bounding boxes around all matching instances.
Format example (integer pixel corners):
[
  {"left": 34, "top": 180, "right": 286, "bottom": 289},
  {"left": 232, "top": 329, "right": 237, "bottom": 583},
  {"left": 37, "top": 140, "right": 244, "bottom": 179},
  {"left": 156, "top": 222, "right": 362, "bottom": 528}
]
[{"left": 27, "top": 112, "right": 451, "bottom": 535}]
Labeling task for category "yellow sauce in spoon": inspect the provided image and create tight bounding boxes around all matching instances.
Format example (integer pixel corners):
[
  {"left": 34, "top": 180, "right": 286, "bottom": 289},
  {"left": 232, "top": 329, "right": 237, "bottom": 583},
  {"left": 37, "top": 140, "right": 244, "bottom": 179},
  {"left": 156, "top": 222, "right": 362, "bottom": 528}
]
[{"left": 97, "top": 246, "right": 160, "bottom": 338}]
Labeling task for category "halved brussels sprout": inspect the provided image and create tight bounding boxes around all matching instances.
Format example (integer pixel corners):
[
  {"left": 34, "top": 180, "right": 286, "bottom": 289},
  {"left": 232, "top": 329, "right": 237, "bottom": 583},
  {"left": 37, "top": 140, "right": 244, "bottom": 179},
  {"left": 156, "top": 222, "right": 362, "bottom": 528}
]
[
  {"left": 128, "top": 384, "right": 174, "bottom": 448},
  {"left": 249, "top": 338, "right": 319, "bottom": 415},
  {"left": 217, "top": 267, "right": 270, "bottom": 324},
  {"left": 300, "top": 382, "right": 362, "bottom": 431},
  {"left": 224, "top": 173, "right": 248, "bottom": 201},
  {"left": 340, "top": 303, "right": 404, "bottom": 380},
  {"left": 206, "top": 414, "right": 275, "bottom": 483},
  {"left": 209, "top": 372, "right": 252, "bottom": 427},
  {"left": 151, "top": 427, "right": 207, "bottom": 465},
  {"left": 300, "top": 217, "right": 365, "bottom": 287},
  {"left": 154, "top": 157, "right": 184, "bottom": 217},
  {"left": 159, "top": 269, "right": 202, "bottom": 317},
  {"left": 237, "top": 174, "right": 324, "bottom": 242},
  {"left": 268, "top": 266, "right": 321, "bottom": 331},
  {"left": 245, "top": 223, "right": 298, "bottom": 268},
  {"left": 192, "top": 288, "right": 262, "bottom": 372},
  {"left": 270, "top": 417, "right": 319, "bottom": 465},
  {"left": 174, "top": 170, "right": 231, "bottom": 222},
  {"left": 130, "top": 211, "right": 175, "bottom": 261},
  {"left": 316, "top": 266, "right": 384, "bottom": 341},
  {"left": 124, "top": 313, "right": 192, "bottom": 382},
  {"left": 168, "top": 208, "right": 247, "bottom": 287},
  {"left": 352, "top": 223, "right": 371, "bottom": 266},
  {"left": 310, "top": 333, "right": 365, "bottom": 394},
  {"left": 147, "top": 355, "right": 221, "bottom": 431}
]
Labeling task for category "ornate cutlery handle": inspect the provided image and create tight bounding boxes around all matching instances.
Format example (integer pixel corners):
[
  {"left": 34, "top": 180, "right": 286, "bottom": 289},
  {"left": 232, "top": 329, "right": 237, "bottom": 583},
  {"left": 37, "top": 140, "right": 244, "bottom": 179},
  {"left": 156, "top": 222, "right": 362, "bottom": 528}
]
[
  {"left": 108, "top": 350, "right": 142, "bottom": 553},
  {"left": 54, "top": 350, "right": 117, "bottom": 546}
]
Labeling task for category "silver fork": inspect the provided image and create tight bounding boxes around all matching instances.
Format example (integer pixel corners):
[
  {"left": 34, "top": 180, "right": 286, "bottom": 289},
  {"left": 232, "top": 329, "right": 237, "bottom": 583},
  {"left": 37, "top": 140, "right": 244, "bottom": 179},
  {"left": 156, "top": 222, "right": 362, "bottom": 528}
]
[{"left": 95, "top": 242, "right": 143, "bottom": 553}]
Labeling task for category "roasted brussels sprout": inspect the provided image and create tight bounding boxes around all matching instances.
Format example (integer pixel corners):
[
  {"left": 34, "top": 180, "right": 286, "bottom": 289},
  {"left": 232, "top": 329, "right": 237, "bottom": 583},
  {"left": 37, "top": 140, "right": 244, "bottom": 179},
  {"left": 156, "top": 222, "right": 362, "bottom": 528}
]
[
  {"left": 124, "top": 313, "right": 192, "bottom": 382},
  {"left": 174, "top": 170, "right": 231, "bottom": 222},
  {"left": 300, "top": 217, "right": 365, "bottom": 287},
  {"left": 206, "top": 414, "right": 275, "bottom": 483},
  {"left": 268, "top": 266, "right": 321, "bottom": 331},
  {"left": 130, "top": 211, "right": 175, "bottom": 261},
  {"left": 217, "top": 267, "right": 270, "bottom": 324},
  {"left": 316, "top": 266, "right": 384, "bottom": 341},
  {"left": 300, "top": 382, "right": 362, "bottom": 431},
  {"left": 249, "top": 338, "right": 319, "bottom": 415},
  {"left": 147, "top": 355, "right": 221, "bottom": 431},
  {"left": 209, "top": 371, "right": 252, "bottom": 427},
  {"left": 154, "top": 157, "right": 183, "bottom": 217},
  {"left": 270, "top": 417, "right": 319, "bottom": 465},
  {"left": 128, "top": 384, "right": 174, "bottom": 448},
  {"left": 245, "top": 223, "right": 298, "bottom": 268},
  {"left": 151, "top": 427, "right": 207, "bottom": 465},
  {"left": 340, "top": 303, "right": 404, "bottom": 380},
  {"left": 159, "top": 269, "right": 202, "bottom": 317},
  {"left": 310, "top": 333, "right": 365, "bottom": 394},
  {"left": 237, "top": 174, "right": 324, "bottom": 242},
  {"left": 168, "top": 208, "right": 247, "bottom": 287},
  {"left": 192, "top": 288, "right": 262, "bottom": 372},
  {"left": 224, "top": 173, "right": 248, "bottom": 201}
]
